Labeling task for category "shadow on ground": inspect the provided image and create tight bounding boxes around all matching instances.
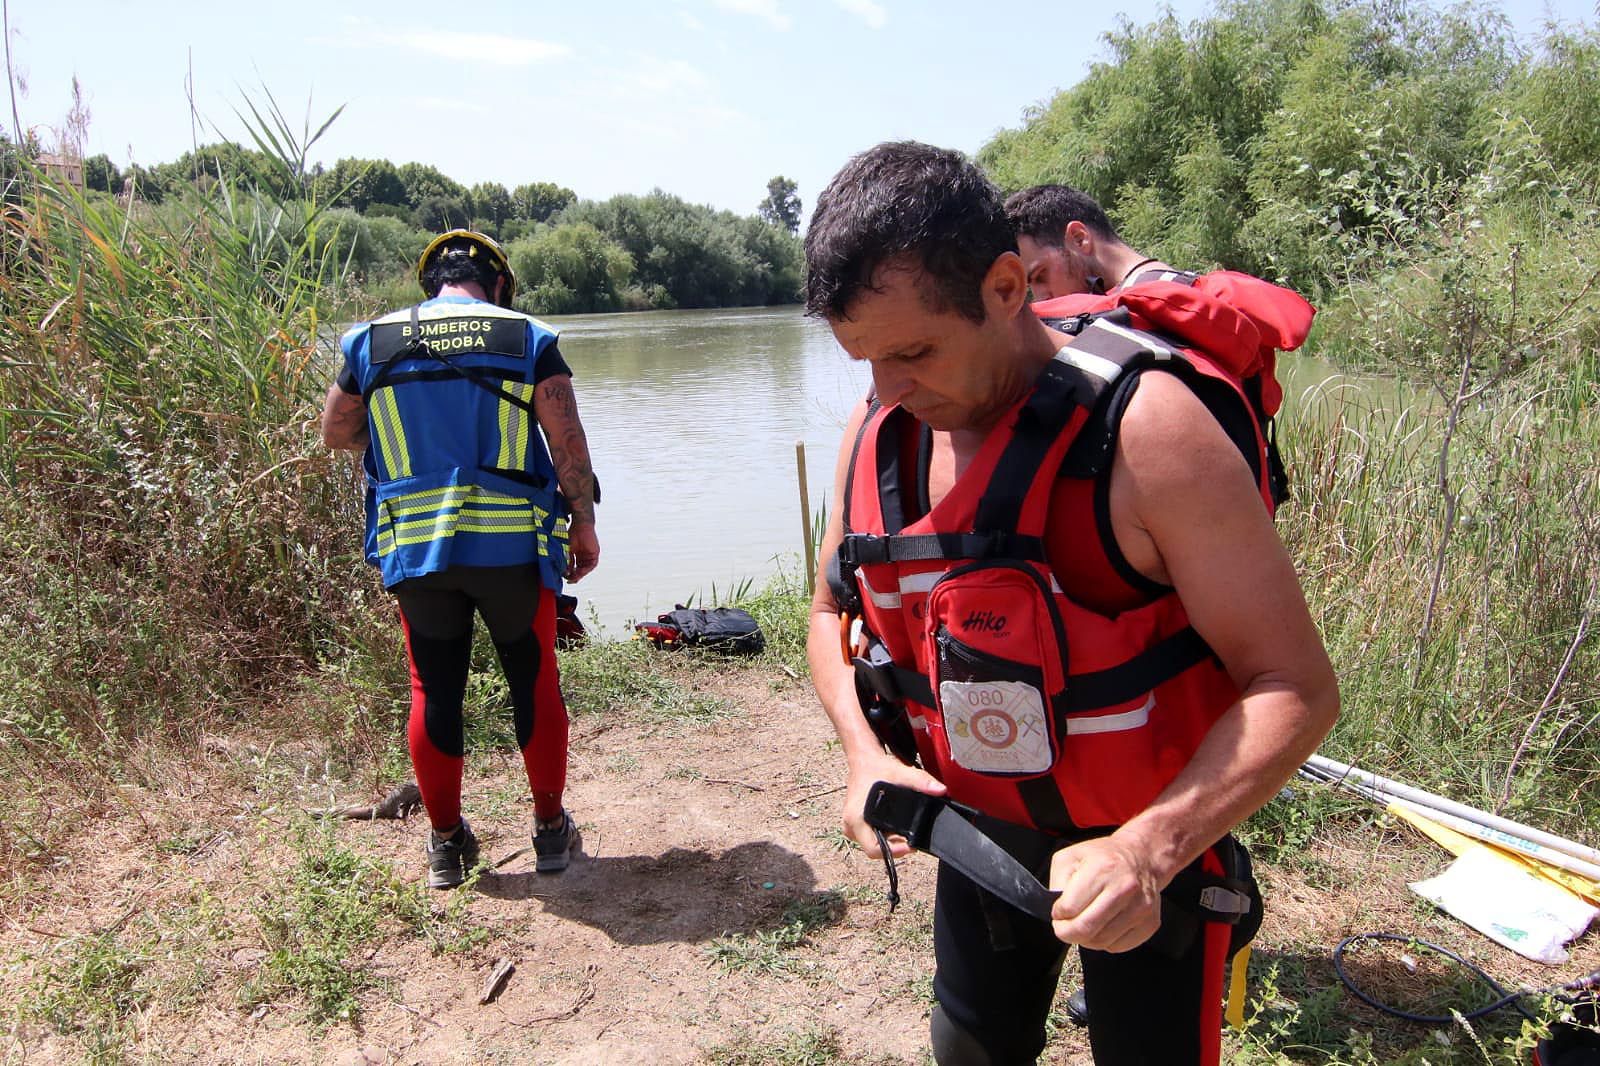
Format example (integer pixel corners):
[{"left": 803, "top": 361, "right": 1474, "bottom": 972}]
[{"left": 473, "top": 839, "right": 826, "bottom": 945}]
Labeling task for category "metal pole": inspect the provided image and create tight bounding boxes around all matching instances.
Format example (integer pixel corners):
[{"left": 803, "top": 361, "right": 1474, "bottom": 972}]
[
  {"left": 1301, "top": 764, "right": 1600, "bottom": 882},
  {"left": 1306, "top": 753, "right": 1600, "bottom": 866},
  {"left": 796, "top": 440, "right": 814, "bottom": 597}
]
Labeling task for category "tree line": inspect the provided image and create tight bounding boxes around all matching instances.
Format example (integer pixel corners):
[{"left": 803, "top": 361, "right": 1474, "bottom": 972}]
[
  {"left": 977, "top": 0, "right": 1600, "bottom": 303},
  {"left": 71, "top": 144, "right": 804, "bottom": 315}
]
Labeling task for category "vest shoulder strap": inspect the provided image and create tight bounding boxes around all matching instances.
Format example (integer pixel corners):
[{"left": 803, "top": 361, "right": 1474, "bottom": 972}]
[{"left": 1041, "top": 311, "right": 1196, "bottom": 480}]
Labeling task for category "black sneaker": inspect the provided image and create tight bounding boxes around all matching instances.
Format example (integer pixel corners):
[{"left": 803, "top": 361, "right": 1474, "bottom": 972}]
[
  {"left": 1064, "top": 987, "right": 1090, "bottom": 1027},
  {"left": 426, "top": 821, "right": 481, "bottom": 890},
  {"left": 533, "top": 811, "right": 579, "bottom": 873}
]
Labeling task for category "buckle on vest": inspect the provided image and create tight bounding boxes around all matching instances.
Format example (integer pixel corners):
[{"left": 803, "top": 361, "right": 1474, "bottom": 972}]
[
  {"left": 1196, "top": 883, "right": 1253, "bottom": 923},
  {"left": 851, "top": 639, "right": 899, "bottom": 705},
  {"left": 838, "top": 533, "right": 888, "bottom": 566}
]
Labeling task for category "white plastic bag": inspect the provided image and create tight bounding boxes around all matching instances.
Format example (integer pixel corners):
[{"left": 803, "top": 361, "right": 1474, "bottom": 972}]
[{"left": 1410, "top": 847, "right": 1598, "bottom": 964}]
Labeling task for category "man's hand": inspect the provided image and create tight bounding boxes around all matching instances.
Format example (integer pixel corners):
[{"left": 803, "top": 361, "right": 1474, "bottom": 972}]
[
  {"left": 1048, "top": 834, "right": 1163, "bottom": 952},
  {"left": 565, "top": 519, "right": 599, "bottom": 583},
  {"left": 321, "top": 383, "right": 369, "bottom": 451},
  {"left": 842, "top": 748, "right": 945, "bottom": 859}
]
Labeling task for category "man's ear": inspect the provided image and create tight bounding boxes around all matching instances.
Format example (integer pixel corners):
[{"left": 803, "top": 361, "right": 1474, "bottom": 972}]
[
  {"left": 982, "top": 252, "right": 1030, "bottom": 319},
  {"left": 1064, "top": 220, "right": 1094, "bottom": 254}
]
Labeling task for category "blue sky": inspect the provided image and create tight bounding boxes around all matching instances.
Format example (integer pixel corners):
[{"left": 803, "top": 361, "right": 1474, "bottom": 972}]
[{"left": 8, "top": 0, "right": 1597, "bottom": 217}]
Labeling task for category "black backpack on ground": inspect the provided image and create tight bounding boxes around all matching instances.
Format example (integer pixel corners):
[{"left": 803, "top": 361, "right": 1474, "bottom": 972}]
[{"left": 636, "top": 606, "right": 765, "bottom": 654}]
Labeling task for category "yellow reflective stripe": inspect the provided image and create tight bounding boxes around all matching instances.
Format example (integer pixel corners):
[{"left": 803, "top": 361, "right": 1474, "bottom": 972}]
[
  {"left": 374, "top": 482, "right": 555, "bottom": 558},
  {"left": 383, "top": 486, "right": 527, "bottom": 520},
  {"left": 381, "top": 507, "right": 538, "bottom": 533},
  {"left": 370, "top": 389, "right": 411, "bottom": 478},
  {"left": 384, "top": 483, "right": 523, "bottom": 508},
  {"left": 496, "top": 381, "right": 536, "bottom": 470}
]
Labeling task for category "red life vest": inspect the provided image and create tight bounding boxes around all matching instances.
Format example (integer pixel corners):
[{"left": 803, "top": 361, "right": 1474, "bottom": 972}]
[
  {"left": 1037, "top": 270, "right": 1316, "bottom": 508},
  {"left": 838, "top": 295, "right": 1274, "bottom": 833}
]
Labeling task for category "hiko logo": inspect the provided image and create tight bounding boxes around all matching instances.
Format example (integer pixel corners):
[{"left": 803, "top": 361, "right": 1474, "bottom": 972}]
[{"left": 961, "top": 610, "right": 1007, "bottom": 634}]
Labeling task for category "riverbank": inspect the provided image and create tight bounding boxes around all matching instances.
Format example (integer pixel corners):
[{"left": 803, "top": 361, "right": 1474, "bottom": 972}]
[{"left": 3, "top": 644, "right": 1593, "bottom": 1065}]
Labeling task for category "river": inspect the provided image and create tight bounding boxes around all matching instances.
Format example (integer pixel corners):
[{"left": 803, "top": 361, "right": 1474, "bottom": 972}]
[
  {"left": 548, "top": 306, "right": 860, "bottom": 635},
  {"left": 546, "top": 304, "right": 1355, "bottom": 636}
]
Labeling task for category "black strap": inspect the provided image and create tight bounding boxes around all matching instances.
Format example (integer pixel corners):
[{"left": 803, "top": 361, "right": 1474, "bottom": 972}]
[
  {"left": 872, "top": 827, "right": 902, "bottom": 912},
  {"left": 863, "top": 782, "right": 1061, "bottom": 922},
  {"left": 969, "top": 368, "right": 1084, "bottom": 533},
  {"left": 1062, "top": 625, "right": 1215, "bottom": 712},
  {"left": 840, "top": 394, "right": 881, "bottom": 539},
  {"left": 838, "top": 531, "right": 1047, "bottom": 567}
]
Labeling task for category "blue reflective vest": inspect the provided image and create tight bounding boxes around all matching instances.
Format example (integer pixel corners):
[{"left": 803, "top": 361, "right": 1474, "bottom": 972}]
[{"left": 341, "top": 295, "right": 567, "bottom": 589}]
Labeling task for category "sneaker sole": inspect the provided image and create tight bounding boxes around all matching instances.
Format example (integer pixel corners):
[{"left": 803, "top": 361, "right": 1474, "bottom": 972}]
[
  {"left": 429, "top": 868, "right": 466, "bottom": 890},
  {"left": 535, "top": 827, "right": 580, "bottom": 873}
]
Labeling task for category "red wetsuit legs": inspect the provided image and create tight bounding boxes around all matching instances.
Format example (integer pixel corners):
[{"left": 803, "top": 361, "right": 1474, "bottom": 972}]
[
  {"left": 400, "top": 612, "right": 470, "bottom": 832},
  {"left": 494, "top": 587, "right": 569, "bottom": 821}
]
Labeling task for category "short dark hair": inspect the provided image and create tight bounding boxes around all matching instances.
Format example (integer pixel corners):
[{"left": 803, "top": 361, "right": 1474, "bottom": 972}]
[
  {"left": 803, "top": 141, "right": 1015, "bottom": 323},
  {"left": 1003, "top": 184, "right": 1118, "bottom": 248},
  {"left": 421, "top": 239, "right": 502, "bottom": 298}
]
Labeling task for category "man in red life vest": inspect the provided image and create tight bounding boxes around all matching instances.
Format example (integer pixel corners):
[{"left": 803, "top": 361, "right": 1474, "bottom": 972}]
[
  {"left": 1004, "top": 184, "right": 1180, "bottom": 300},
  {"left": 803, "top": 142, "right": 1338, "bottom": 1065}
]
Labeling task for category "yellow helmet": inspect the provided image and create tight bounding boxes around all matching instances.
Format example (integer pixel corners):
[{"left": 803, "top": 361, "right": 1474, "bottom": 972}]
[{"left": 416, "top": 229, "right": 516, "bottom": 306}]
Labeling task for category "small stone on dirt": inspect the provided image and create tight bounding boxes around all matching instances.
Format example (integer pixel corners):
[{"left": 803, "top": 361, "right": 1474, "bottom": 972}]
[{"left": 334, "top": 1047, "right": 387, "bottom": 1066}]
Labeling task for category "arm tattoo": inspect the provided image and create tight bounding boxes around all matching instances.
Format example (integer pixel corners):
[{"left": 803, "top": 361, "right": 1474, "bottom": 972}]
[
  {"left": 537, "top": 378, "right": 596, "bottom": 523},
  {"left": 542, "top": 380, "right": 578, "bottom": 419}
]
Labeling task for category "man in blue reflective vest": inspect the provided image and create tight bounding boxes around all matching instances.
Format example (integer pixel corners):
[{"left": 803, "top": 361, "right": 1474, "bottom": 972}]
[{"left": 322, "top": 229, "right": 600, "bottom": 888}]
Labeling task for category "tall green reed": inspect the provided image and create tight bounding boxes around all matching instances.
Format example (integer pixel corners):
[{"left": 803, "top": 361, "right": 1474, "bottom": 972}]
[
  {"left": 0, "top": 96, "right": 380, "bottom": 762},
  {"left": 1283, "top": 129, "right": 1600, "bottom": 829}
]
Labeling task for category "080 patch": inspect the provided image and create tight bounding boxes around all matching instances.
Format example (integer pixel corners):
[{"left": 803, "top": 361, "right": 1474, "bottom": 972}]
[
  {"left": 939, "top": 679, "right": 1053, "bottom": 774},
  {"left": 368, "top": 313, "right": 528, "bottom": 365}
]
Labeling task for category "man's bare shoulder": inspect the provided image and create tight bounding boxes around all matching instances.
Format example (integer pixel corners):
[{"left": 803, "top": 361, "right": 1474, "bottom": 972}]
[{"left": 1114, "top": 371, "right": 1256, "bottom": 503}]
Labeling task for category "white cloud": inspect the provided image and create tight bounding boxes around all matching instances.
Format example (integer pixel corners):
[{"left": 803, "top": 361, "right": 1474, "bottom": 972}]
[
  {"left": 833, "top": 0, "right": 887, "bottom": 29},
  {"left": 626, "top": 57, "right": 712, "bottom": 95},
  {"left": 372, "top": 29, "right": 572, "bottom": 66},
  {"left": 677, "top": 9, "right": 706, "bottom": 31},
  {"left": 415, "top": 96, "right": 490, "bottom": 115},
  {"left": 711, "top": 0, "right": 791, "bottom": 32}
]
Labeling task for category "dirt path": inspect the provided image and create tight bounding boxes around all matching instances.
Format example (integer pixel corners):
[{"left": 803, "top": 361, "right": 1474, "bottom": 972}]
[{"left": 2, "top": 662, "right": 1595, "bottom": 1064}]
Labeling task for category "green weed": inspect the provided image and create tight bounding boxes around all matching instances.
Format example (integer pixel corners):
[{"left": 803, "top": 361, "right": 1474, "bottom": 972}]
[
  {"left": 239, "top": 817, "right": 471, "bottom": 1024},
  {"left": 22, "top": 929, "right": 148, "bottom": 1038},
  {"left": 816, "top": 827, "right": 854, "bottom": 853},
  {"left": 556, "top": 637, "right": 728, "bottom": 723},
  {"left": 705, "top": 891, "right": 846, "bottom": 976},
  {"left": 702, "top": 1024, "right": 847, "bottom": 1066}
]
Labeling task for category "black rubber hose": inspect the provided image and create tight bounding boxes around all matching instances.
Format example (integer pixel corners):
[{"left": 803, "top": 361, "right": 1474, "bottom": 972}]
[{"left": 1333, "top": 932, "right": 1600, "bottom": 1025}]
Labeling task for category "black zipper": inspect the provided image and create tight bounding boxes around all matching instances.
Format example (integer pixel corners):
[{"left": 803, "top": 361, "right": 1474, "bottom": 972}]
[{"left": 936, "top": 626, "right": 1044, "bottom": 686}]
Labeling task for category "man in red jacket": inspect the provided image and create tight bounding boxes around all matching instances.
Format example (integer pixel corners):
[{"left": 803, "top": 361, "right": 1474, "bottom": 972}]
[{"left": 804, "top": 142, "right": 1338, "bottom": 1066}]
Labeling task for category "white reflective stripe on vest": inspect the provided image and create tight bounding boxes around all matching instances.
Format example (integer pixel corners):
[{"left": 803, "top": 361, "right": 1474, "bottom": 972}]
[
  {"left": 899, "top": 571, "right": 942, "bottom": 596},
  {"left": 1052, "top": 345, "right": 1121, "bottom": 382},
  {"left": 1093, "top": 318, "right": 1175, "bottom": 359},
  {"left": 864, "top": 566, "right": 1063, "bottom": 604},
  {"left": 1064, "top": 693, "right": 1154, "bottom": 735},
  {"left": 859, "top": 570, "right": 901, "bottom": 608}
]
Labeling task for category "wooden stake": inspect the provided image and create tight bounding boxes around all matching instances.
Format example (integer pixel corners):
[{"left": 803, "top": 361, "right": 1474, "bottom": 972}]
[{"left": 796, "top": 441, "right": 815, "bottom": 597}]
